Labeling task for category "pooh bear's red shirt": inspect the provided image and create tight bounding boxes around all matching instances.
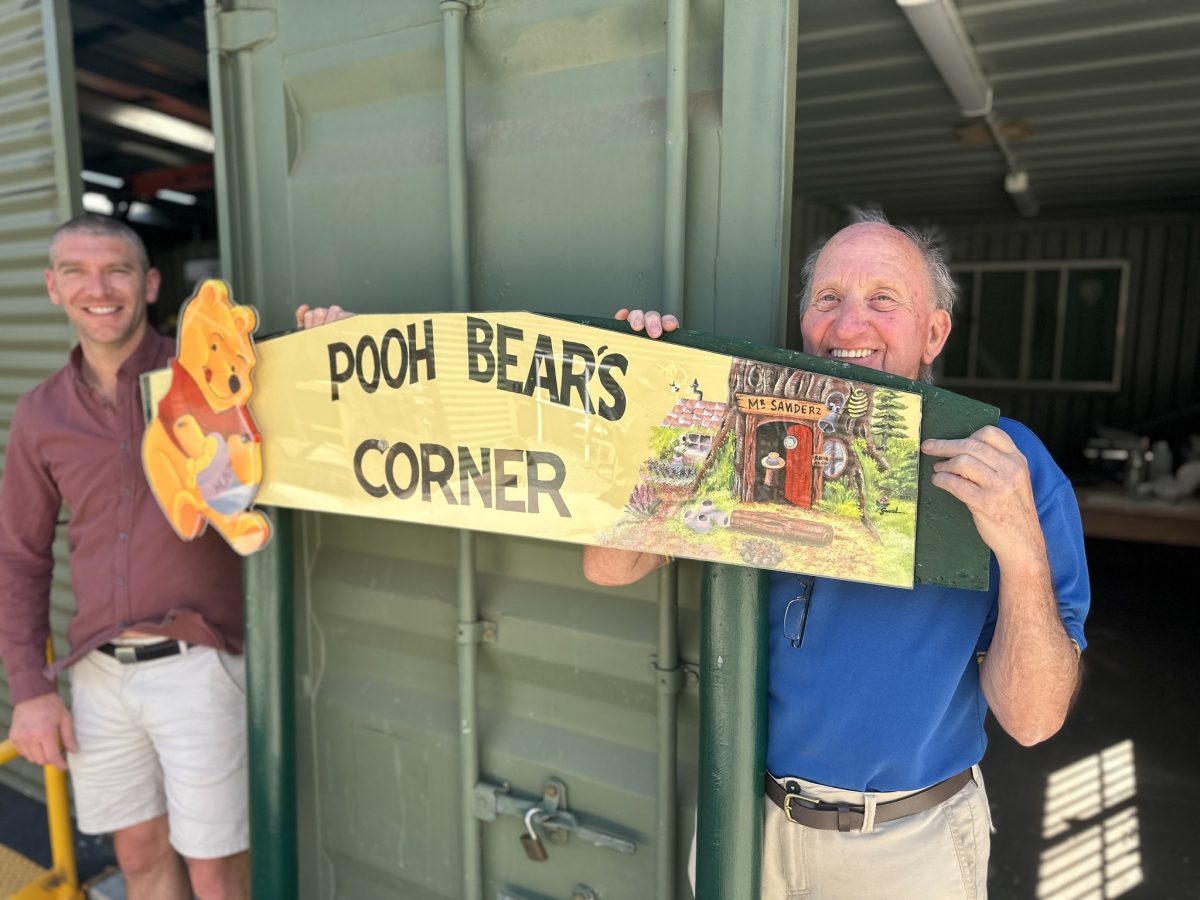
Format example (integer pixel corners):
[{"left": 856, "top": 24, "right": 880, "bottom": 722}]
[{"left": 157, "top": 359, "right": 261, "bottom": 454}]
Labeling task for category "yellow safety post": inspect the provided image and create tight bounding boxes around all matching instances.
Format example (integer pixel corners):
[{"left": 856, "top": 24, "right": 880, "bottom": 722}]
[
  {"left": 0, "top": 738, "right": 20, "bottom": 765},
  {"left": 0, "top": 639, "right": 84, "bottom": 900}
]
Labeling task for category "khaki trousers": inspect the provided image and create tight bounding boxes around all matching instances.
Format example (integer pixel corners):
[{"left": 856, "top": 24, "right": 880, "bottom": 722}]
[{"left": 760, "top": 766, "right": 992, "bottom": 900}]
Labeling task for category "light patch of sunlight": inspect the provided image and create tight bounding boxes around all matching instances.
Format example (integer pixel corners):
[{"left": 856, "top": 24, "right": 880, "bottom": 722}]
[{"left": 1036, "top": 739, "right": 1142, "bottom": 899}]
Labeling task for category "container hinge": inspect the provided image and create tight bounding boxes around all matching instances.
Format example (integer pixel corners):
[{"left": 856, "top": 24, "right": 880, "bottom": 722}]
[
  {"left": 457, "top": 618, "right": 498, "bottom": 644},
  {"left": 650, "top": 655, "right": 699, "bottom": 692},
  {"left": 475, "top": 777, "right": 637, "bottom": 855},
  {"left": 216, "top": 8, "right": 278, "bottom": 53}
]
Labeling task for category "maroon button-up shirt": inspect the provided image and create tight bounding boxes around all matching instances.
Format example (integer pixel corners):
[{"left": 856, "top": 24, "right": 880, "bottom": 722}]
[{"left": 0, "top": 328, "right": 244, "bottom": 704}]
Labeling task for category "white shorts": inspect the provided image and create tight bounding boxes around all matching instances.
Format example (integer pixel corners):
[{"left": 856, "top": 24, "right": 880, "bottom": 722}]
[{"left": 68, "top": 645, "right": 249, "bottom": 859}]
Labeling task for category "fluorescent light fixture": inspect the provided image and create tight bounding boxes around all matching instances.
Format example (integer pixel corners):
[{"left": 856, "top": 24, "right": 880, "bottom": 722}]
[
  {"left": 107, "top": 104, "right": 215, "bottom": 154},
  {"left": 82, "top": 169, "right": 125, "bottom": 189},
  {"left": 897, "top": 0, "right": 993, "bottom": 117},
  {"left": 1005, "top": 170, "right": 1039, "bottom": 217},
  {"left": 128, "top": 201, "right": 154, "bottom": 219},
  {"left": 156, "top": 188, "right": 198, "bottom": 206},
  {"left": 82, "top": 192, "right": 114, "bottom": 215}
]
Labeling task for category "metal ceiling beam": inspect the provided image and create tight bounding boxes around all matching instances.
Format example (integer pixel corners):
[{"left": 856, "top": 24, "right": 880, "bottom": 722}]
[
  {"left": 1004, "top": 74, "right": 1200, "bottom": 107},
  {"left": 795, "top": 18, "right": 894, "bottom": 45},
  {"left": 79, "top": 127, "right": 196, "bottom": 169},
  {"left": 73, "top": 0, "right": 205, "bottom": 52},
  {"left": 975, "top": 10, "right": 1200, "bottom": 55},
  {"left": 990, "top": 46, "right": 1198, "bottom": 85},
  {"left": 795, "top": 103, "right": 962, "bottom": 131},
  {"left": 797, "top": 151, "right": 1002, "bottom": 179},
  {"left": 798, "top": 120, "right": 1197, "bottom": 173},
  {"left": 798, "top": 165, "right": 1200, "bottom": 204},
  {"left": 127, "top": 161, "right": 214, "bottom": 197},
  {"left": 78, "top": 89, "right": 213, "bottom": 153},
  {"left": 794, "top": 52, "right": 927, "bottom": 81},
  {"left": 76, "top": 72, "right": 210, "bottom": 133},
  {"left": 1016, "top": 98, "right": 1200, "bottom": 128},
  {"left": 1017, "top": 133, "right": 1200, "bottom": 160},
  {"left": 74, "top": 23, "right": 123, "bottom": 49},
  {"left": 1024, "top": 157, "right": 1200, "bottom": 176},
  {"left": 794, "top": 81, "right": 948, "bottom": 108},
  {"left": 798, "top": 135, "right": 1002, "bottom": 164},
  {"left": 964, "top": 0, "right": 1137, "bottom": 17},
  {"left": 74, "top": 47, "right": 209, "bottom": 110}
]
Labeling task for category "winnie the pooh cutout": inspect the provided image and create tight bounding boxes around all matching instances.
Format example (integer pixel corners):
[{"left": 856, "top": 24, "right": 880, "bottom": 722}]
[{"left": 142, "top": 279, "right": 271, "bottom": 555}]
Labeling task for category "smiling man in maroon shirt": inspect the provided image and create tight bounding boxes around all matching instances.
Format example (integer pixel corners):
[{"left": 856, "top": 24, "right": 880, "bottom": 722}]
[{"left": 0, "top": 215, "right": 249, "bottom": 900}]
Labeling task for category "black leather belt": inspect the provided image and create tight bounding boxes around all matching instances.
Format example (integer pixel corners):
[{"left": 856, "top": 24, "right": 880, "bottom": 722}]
[
  {"left": 765, "top": 768, "right": 974, "bottom": 832},
  {"left": 97, "top": 640, "right": 186, "bottom": 664}
]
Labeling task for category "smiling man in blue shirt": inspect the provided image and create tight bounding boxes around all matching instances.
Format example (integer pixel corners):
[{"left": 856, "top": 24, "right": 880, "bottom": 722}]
[{"left": 584, "top": 210, "right": 1089, "bottom": 899}]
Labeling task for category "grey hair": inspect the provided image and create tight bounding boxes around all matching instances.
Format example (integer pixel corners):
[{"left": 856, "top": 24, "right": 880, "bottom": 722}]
[
  {"left": 49, "top": 214, "right": 151, "bottom": 271},
  {"left": 795, "top": 207, "right": 956, "bottom": 320}
]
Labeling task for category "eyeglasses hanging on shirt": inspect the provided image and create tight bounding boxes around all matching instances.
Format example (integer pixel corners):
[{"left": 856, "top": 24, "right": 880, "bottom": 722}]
[{"left": 782, "top": 574, "right": 816, "bottom": 649}]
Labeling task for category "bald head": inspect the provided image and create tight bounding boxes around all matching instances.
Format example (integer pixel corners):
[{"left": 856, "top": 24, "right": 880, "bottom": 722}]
[
  {"left": 49, "top": 214, "right": 150, "bottom": 272},
  {"left": 797, "top": 216, "right": 956, "bottom": 321},
  {"left": 798, "top": 219, "right": 954, "bottom": 381}
]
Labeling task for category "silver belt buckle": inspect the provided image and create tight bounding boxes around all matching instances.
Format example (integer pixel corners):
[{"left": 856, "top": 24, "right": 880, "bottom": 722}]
[{"left": 113, "top": 645, "right": 139, "bottom": 664}]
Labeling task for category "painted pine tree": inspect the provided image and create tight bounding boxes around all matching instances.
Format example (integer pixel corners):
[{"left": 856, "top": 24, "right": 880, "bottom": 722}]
[{"left": 872, "top": 388, "right": 909, "bottom": 449}]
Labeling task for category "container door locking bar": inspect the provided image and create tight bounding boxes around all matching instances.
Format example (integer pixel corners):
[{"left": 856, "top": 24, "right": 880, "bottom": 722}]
[{"left": 475, "top": 777, "right": 637, "bottom": 857}]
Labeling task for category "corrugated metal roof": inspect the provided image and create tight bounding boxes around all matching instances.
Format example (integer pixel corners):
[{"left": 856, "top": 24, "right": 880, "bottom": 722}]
[
  {"left": 793, "top": 0, "right": 1200, "bottom": 220},
  {"left": 66, "top": 0, "right": 1198, "bottom": 226}
]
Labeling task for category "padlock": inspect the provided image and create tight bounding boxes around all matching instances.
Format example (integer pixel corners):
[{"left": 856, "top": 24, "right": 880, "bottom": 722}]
[{"left": 520, "top": 806, "right": 549, "bottom": 862}]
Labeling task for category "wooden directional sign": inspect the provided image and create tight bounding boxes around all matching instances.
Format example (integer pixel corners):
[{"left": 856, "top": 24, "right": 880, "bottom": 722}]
[{"left": 144, "top": 301, "right": 998, "bottom": 589}]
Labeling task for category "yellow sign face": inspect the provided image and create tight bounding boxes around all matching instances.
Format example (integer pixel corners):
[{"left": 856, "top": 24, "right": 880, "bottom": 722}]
[{"left": 146, "top": 312, "right": 925, "bottom": 587}]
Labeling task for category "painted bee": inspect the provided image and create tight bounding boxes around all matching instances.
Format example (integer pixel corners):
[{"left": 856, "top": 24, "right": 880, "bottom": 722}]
[{"left": 845, "top": 386, "right": 869, "bottom": 420}]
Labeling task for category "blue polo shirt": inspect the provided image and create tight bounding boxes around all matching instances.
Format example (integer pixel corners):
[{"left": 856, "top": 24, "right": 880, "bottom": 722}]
[{"left": 766, "top": 418, "right": 1089, "bottom": 791}]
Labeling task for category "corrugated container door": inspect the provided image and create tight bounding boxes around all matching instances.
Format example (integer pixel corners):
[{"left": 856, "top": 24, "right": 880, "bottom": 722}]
[
  {"left": 0, "top": 0, "right": 81, "bottom": 802},
  {"left": 288, "top": 518, "right": 702, "bottom": 898}
]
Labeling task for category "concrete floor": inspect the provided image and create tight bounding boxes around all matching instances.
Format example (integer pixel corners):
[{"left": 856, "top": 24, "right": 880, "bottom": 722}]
[
  {"left": 0, "top": 782, "right": 115, "bottom": 890},
  {"left": 1, "top": 538, "right": 1196, "bottom": 899},
  {"left": 984, "top": 538, "right": 1199, "bottom": 900}
]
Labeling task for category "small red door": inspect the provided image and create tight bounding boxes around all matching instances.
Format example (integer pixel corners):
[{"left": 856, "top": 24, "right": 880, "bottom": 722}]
[{"left": 784, "top": 424, "right": 813, "bottom": 508}]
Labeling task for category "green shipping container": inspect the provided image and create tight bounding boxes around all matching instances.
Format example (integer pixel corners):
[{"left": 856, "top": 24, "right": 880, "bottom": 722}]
[{"left": 210, "top": 1, "right": 802, "bottom": 897}]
